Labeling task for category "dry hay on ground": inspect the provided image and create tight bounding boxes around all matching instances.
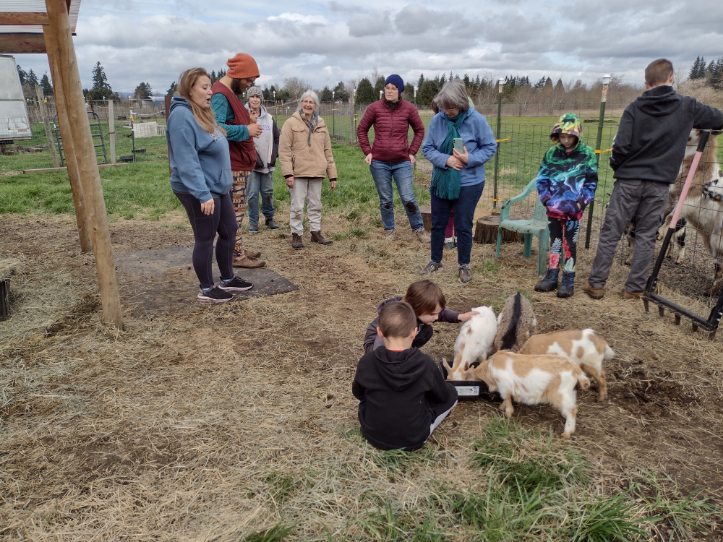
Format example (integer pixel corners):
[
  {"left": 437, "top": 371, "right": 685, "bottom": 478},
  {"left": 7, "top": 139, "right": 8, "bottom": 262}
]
[{"left": 1, "top": 212, "right": 721, "bottom": 540}]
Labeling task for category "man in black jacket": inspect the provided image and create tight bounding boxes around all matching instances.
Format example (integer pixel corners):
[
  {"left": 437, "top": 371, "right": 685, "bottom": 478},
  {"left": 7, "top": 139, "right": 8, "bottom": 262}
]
[
  {"left": 352, "top": 301, "right": 457, "bottom": 451},
  {"left": 584, "top": 58, "right": 723, "bottom": 299}
]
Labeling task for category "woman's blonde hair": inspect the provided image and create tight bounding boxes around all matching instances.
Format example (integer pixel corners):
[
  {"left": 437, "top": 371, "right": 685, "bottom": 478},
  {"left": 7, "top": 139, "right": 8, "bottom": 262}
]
[{"left": 178, "top": 68, "right": 218, "bottom": 134}]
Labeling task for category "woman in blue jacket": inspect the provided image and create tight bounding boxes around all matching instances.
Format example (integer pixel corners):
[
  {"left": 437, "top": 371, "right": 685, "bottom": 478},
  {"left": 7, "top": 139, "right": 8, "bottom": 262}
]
[
  {"left": 422, "top": 81, "right": 497, "bottom": 283},
  {"left": 167, "top": 67, "right": 253, "bottom": 303}
]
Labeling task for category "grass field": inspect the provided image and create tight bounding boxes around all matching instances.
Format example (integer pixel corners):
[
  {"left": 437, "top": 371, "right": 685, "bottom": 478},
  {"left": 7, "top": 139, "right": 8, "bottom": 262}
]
[{"left": 1, "top": 116, "right": 722, "bottom": 541}]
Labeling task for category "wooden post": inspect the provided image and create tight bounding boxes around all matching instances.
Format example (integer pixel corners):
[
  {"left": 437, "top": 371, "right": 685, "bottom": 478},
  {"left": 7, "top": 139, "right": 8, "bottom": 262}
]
[
  {"left": 45, "top": 0, "right": 123, "bottom": 328},
  {"left": 36, "top": 85, "right": 60, "bottom": 167},
  {"left": 108, "top": 99, "right": 116, "bottom": 164},
  {"left": 43, "top": 15, "right": 91, "bottom": 253}
]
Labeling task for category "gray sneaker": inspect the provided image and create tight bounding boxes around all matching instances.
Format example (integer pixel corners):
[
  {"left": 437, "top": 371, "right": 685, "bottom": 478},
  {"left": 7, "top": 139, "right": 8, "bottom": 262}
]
[{"left": 421, "top": 261, "right": 442, "bottom": 275}]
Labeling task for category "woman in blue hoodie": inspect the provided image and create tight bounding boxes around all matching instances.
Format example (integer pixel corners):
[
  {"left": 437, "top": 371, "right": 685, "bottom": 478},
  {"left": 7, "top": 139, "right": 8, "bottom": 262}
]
[
  {"left": 167, "top": 67, "right": 253, "bottom": 303},
  {"left": 422, "top": 81, "right": 497, "bottom": 283}
]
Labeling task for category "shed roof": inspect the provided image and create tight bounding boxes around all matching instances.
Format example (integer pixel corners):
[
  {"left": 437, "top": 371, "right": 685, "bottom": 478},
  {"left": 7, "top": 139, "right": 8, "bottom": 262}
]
[{"left": 0, "top": 0, "right": 80, "bottom": 54}]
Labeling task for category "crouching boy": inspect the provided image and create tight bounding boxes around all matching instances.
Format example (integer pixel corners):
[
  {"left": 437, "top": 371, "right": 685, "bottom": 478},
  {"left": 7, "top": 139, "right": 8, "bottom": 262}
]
[{"left": 352, "top": 301, "right": 458, "bottom": 451}]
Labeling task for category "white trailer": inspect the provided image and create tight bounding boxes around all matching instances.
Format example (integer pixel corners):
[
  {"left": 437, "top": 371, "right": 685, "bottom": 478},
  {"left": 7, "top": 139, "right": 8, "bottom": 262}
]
[{"left": 0, "top": 55, "right": 32, "bottom": 143}]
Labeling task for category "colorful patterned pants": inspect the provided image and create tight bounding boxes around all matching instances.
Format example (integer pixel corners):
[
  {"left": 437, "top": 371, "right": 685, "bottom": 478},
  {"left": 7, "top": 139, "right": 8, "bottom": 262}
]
[
  {"left": 547, "top": 217, "right": 580, "bottom": 273},
  {"left": 231, "top": 169, "right": 250, "bottom": 257}
]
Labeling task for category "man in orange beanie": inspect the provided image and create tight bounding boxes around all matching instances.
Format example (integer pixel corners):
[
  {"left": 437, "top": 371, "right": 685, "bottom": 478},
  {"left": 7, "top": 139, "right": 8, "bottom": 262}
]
[{"left": 211, "top": 52, "right": 265, "bottom": 268}]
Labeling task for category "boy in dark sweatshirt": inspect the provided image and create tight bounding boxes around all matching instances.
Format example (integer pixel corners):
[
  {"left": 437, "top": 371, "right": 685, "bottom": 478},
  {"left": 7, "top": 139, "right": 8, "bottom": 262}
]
[
  {"left": 584, "top": 58, "right": 723, "bottom": 300},
  {"left": 353, "top": 300, "right": 458, "bottom": 451}
]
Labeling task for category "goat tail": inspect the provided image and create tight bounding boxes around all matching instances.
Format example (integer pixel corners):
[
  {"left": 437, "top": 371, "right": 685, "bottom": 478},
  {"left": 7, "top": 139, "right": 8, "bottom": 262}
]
[{"left": 500, "top": 292, "right": 522, "bottom": 350}]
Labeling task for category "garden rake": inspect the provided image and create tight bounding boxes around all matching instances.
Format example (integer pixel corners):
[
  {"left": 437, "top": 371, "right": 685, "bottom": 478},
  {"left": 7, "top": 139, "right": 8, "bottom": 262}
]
[{"left": 643, "top": 130, "right": 723, "bottom": 339}]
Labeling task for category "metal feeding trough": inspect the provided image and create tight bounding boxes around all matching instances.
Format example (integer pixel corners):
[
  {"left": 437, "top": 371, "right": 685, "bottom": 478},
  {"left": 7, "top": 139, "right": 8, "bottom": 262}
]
[
  {"left": 440, "top": 364, "right": 500, "bottom": 401},
  {"left": 643, "top": 130, "right": 723, "bottom": 340}
]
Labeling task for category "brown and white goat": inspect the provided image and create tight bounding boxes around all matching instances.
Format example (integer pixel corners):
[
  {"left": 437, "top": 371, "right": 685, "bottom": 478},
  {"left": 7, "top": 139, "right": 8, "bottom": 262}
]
[
  {"left": 518, "top": 328, "right": 612, "bottom": 400},
  {"left": 442, "top": 306, "right": 497, "bottom": 381},
  {"left": 465, "top": 351, "right": 590, "bottom": 438},
  {"left": 493, "top": 292, "right": 537, "bottom": 352}
]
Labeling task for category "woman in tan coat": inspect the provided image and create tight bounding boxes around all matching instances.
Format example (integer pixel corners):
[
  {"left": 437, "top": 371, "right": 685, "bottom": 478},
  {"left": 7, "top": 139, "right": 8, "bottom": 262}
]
[{"left": 279, "top": 90, "right": 338, "bottom": 249}]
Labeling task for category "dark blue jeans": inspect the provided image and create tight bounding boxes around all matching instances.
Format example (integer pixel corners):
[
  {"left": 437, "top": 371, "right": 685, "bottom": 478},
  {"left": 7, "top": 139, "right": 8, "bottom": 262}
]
[
  {"left": 430, "top": 182, "right": 485, "bottom": 265},
  {"left": 370, "top": 160, "right": 424, "bottom": 231},
  {"left": 175, "top": 191, "right": 237, "bottom": 290},
  {"left": 247, "top": 170, "right": 275, "bottom": 228}
]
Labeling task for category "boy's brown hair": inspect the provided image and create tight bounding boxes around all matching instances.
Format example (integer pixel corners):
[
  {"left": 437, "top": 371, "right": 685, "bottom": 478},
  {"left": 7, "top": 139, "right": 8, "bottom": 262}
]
[
  {"left": 378, "top": 301, "right": 417, "bottom": 339},
  {"left": 645, "top": 58, "right": 674, "bottom": 87},
  {"left": 404, "top": 280, "right": 446, "bottom": 316}
]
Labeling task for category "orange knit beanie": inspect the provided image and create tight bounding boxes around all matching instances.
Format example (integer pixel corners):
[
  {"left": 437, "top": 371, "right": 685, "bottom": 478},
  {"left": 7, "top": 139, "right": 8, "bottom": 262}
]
[{"left": 226, "top": 53, "right": 260, "bottom": 79}]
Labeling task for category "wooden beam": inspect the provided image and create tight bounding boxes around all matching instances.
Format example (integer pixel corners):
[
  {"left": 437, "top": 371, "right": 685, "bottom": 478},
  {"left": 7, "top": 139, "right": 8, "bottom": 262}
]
[
  {"left": 0, "top": 33, "right": 46, "bottom": 54},
  {"left": 44, "top": 18, "right": 91, "bottom": 253},
  {"left": 0, "top": 12, "right": 49, "bottom": 25},
  {"left": 45, "top": 0, "right": 123, "bottom": 328}
]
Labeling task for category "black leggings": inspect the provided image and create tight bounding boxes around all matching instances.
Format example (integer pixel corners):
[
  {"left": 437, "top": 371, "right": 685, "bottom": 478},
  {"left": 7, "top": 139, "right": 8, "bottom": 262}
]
[{"left": 175, "top": 191, "right": 237, "bottom": 289}]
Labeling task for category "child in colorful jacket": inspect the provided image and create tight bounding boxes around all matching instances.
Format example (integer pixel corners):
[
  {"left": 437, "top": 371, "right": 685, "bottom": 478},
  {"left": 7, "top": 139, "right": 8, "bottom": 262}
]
[{"left": 534, "top": 113, "right": 598, "bottom": 298}]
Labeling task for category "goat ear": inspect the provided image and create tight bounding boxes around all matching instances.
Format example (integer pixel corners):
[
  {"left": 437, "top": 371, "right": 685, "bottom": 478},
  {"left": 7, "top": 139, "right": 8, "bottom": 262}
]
[{"left": 441, "top": 357, "right": 452, "bottom": 372}]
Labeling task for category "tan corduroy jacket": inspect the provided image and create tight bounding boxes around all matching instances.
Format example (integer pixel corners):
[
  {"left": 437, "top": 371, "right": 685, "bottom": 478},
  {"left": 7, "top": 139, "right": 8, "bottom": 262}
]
[{"left": 279, "top": 111, "right": 337, "bottom": 180}]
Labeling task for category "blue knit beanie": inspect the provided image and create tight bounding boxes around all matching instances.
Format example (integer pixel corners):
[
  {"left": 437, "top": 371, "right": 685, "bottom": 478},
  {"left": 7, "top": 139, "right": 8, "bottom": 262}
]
[{"left": 384, "top": 74, "right": 405, "bottom": 93}]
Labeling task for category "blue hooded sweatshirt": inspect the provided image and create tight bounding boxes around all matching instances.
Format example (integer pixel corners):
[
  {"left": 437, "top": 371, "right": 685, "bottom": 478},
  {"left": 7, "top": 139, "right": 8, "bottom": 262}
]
[{"left": 167, "top": 96, "right": 232, "bottom": 202}]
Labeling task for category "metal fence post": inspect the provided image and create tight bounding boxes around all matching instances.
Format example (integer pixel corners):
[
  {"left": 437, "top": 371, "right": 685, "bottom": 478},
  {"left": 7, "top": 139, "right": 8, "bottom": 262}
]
[
  {"left": 585, "top": 74, "right": 611, "bottom": 249},
  {"left": 492, "top": 79, "right": 503, "bottom": 210}
]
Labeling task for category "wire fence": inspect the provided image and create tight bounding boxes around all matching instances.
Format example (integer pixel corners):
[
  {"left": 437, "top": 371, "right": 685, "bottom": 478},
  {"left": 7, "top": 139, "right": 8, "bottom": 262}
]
[{"left": 4, "top": 98, "right": 722, "bottom": 311}]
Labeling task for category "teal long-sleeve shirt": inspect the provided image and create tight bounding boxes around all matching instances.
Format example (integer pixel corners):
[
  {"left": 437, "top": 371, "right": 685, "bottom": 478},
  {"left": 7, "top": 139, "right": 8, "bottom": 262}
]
[{"left": 210, "top": 93, "right": 252, "bottom": 142}]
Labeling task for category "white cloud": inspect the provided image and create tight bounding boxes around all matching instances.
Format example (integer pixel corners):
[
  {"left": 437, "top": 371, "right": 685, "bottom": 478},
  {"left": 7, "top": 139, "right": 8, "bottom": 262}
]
[{"left": 12, "top": 0, "right": 722, "bottom": 95}]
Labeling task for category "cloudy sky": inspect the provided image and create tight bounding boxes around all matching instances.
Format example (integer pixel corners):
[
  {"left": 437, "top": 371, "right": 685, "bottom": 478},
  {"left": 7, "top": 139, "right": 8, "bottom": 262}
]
[{"left": 14, "top": 0, "right": 723, "bottom": 95}]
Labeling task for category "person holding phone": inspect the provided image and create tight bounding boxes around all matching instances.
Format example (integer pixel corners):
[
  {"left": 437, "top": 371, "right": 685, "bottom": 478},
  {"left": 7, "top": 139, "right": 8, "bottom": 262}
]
[
  {"left": 421, "top": 80, "right": 497, "bottom": 283},
  {"left": 357, "top": 74, "right": 428, "bottom": 242}
]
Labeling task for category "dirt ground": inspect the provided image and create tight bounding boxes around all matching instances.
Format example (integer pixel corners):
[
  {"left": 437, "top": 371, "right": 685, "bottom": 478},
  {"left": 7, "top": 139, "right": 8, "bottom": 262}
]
[{"left": 1, "top": 212, "right": 722, "bottom": 539}]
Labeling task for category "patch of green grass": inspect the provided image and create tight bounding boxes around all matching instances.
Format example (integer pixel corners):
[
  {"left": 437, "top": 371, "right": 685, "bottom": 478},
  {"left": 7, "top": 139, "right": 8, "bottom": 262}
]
[
  {"left": 355, "top": 501, "right": 449, "bottom": 542},
  {"left": 264, "top": 472, "right": 301, "bottom": 505},
  {"left": 567, "top": 493, "right": 646, "bottom": 542},
  {"left": 372, "top": 446, "right": 436, "bottom": 475},
  {"left": 628, "top": 473, "right": 722, "bottom": 540},
  {"left": 471, "top": 417, "right": 589, "bottom": 493},
  {"left": 244, "top": 524, "right": 292, "bottom": 542}
]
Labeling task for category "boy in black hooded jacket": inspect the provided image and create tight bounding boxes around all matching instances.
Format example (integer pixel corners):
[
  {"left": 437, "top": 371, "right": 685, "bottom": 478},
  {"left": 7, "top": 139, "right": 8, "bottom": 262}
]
[
  {"left": 352, "top": 300, "right": 458, "bottom": 451},
  {"left": 584, "top": 58, "right": 723, "bottom": 300}
]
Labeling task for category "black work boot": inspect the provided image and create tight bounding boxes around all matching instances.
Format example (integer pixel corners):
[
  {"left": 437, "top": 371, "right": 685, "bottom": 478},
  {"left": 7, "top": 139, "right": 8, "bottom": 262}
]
[
  {"left": 534, "top": 268, "right": 559, "bottom": 292},
  {"left": 310, "top": 231, "right": 333, "bottom": 245},
  {"left": 291, "top": 233, "right": 304, "bottom": 250},
  {"left": 557, "top": 272, "right": 575, "bottom": 298}
]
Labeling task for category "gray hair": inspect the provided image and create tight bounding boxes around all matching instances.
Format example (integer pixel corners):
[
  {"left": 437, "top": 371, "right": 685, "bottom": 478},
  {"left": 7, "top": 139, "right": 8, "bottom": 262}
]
[
  {"left": 297, "top": 89, "right": 320, "bottom": 111},
  {"left": 246, "top": 85, "right": 263, "bottom": 98},
  {"left": 434, "top": 80, "right": 470, "bottom": 112}
]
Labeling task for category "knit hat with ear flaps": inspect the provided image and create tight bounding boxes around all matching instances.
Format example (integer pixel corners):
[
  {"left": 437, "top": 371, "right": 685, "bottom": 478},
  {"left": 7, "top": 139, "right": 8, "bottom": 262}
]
[
  {"left": 226, "top": 53, "right": 260, "bottom": 79},
  {"left": 384, "top": 74, "right": 405, "bottom": 93},
  {"left": 550, "top": 112, "right": 583, "bottom": 141}
]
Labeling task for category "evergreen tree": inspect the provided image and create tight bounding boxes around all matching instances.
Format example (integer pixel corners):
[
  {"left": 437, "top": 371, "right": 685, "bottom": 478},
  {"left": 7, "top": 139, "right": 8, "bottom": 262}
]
[
  {"left": 319, "top": 86, "right": 333, "bottom": 102},
  {"left": 355, "top": 77, "right": 375, "bottom": 105},
  {"left": 373, "top": 76, "right": 386, "bottom": 99},
  {"left": 333, "top": 81, "right": 349, "bottom": 103},
  {"left": 689, "top": 56, "right": 704, "bottom": 79},
  {"left": 40, "top": 73, "right": 53, "bottom": 96},
  {"left": 133, "top": 82, "right": 152, "bottom": 100},
  {"left": 88, "top": 61, "right": 115, "bottom": 101},
  {"left": 403, "top": 83, "right": 415, "bottom": 102},
  {"left": 27, "top": 69, "right": 39, "bottom": 88},
  {"left": 16, "top": 64, "right": 27, "bottom": 86},
  {"left": 166, "top": 81, "right": 178, "bottom": 97}
]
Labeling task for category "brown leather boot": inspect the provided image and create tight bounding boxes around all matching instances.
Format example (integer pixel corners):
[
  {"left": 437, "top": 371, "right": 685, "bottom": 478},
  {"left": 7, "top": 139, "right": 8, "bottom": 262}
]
[
  {"left": 310, "top": 231, "right": 332, "bottom": 245},
  {"left": 233, "top": 255, "right": 266, "bottom": 268},
  {"left": 291, "top": 233, "right": 304, "bottom": 250}
]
